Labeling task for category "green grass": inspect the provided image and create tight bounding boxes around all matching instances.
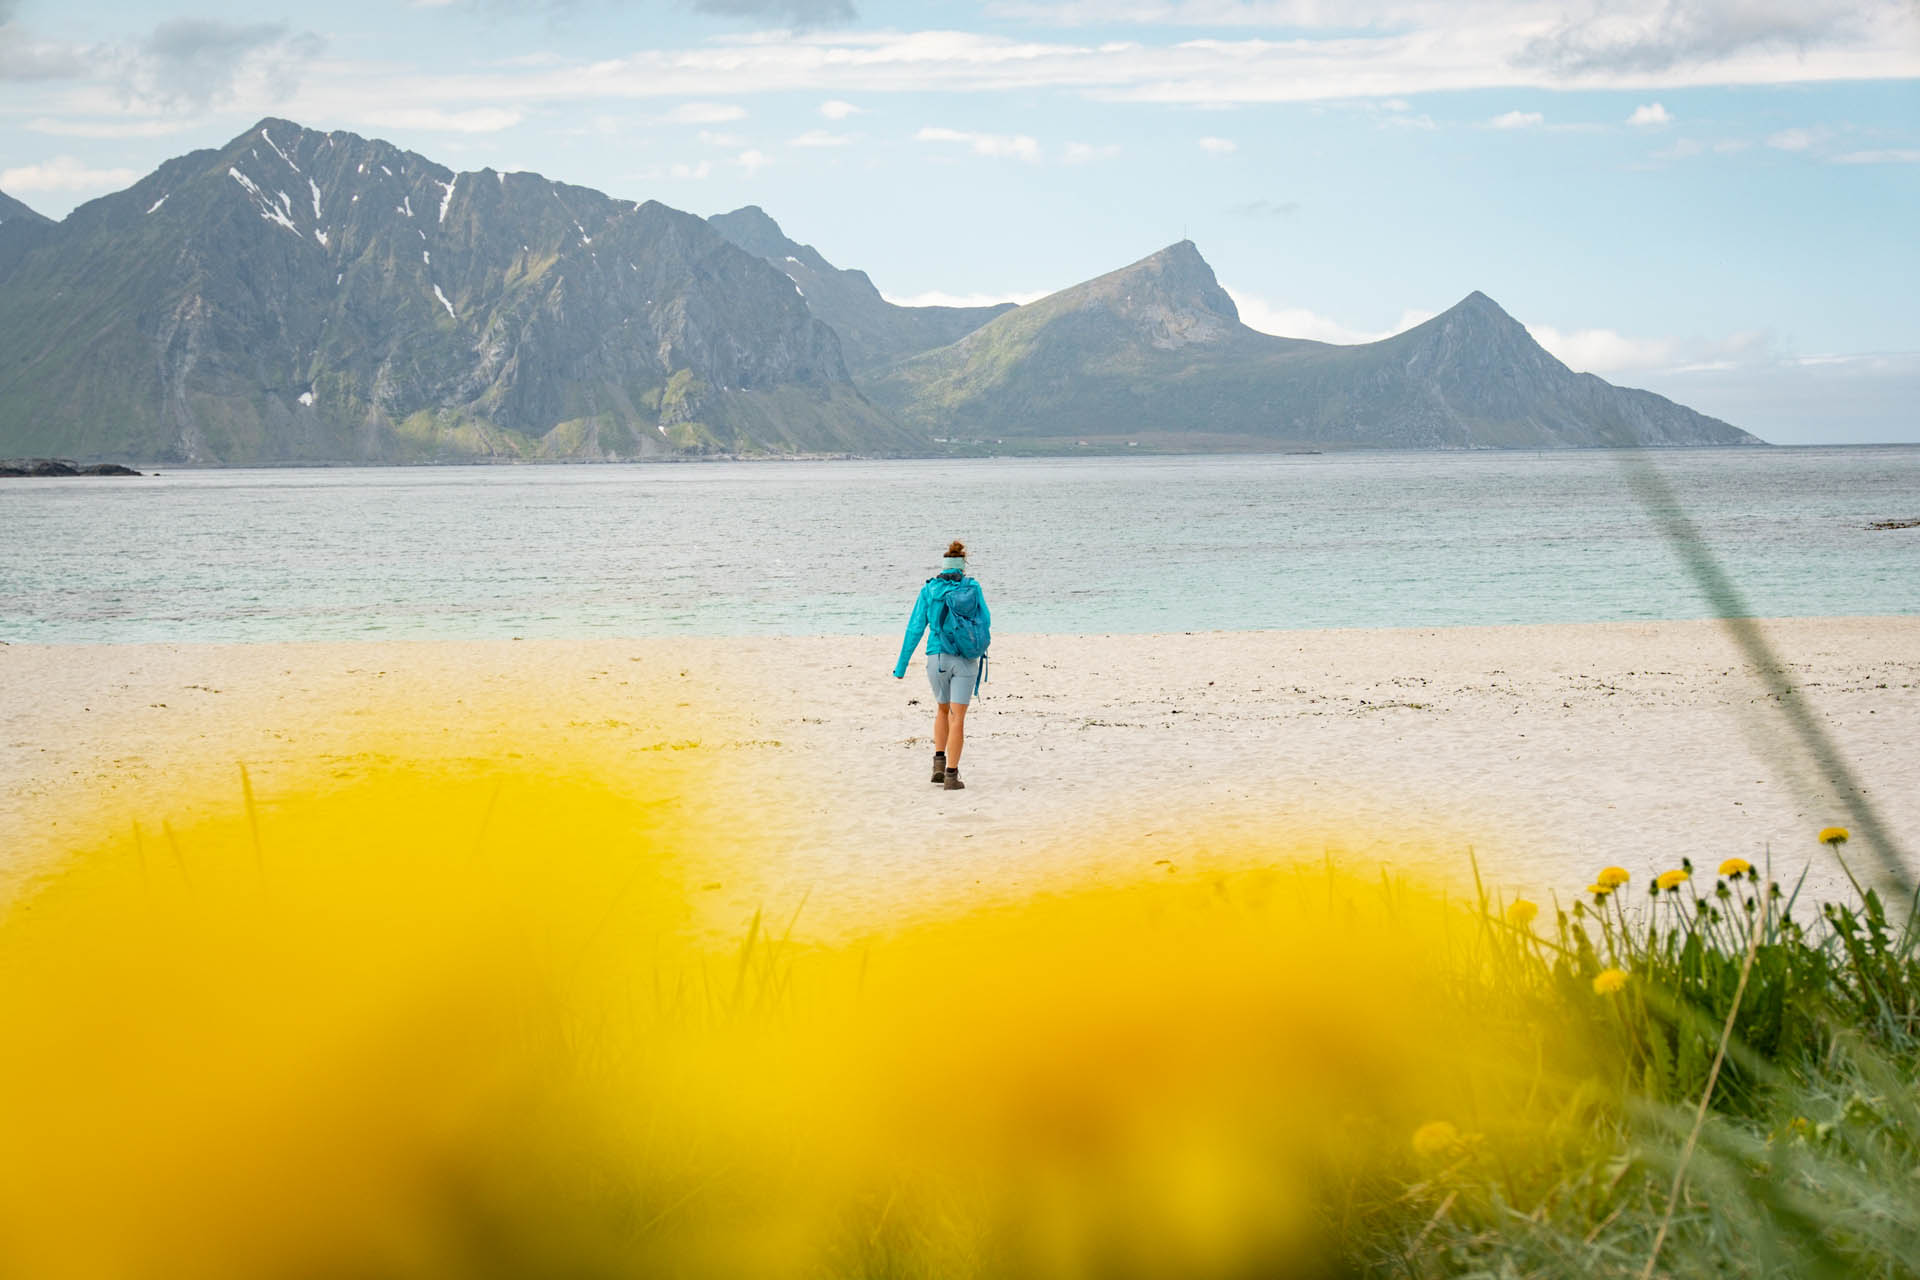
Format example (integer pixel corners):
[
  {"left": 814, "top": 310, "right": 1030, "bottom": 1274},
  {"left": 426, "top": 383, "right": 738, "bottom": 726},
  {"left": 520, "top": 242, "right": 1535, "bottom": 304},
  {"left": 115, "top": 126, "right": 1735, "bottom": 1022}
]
[{"left": 1374, "top": 843, "right": 1920, "bottom": 1279}]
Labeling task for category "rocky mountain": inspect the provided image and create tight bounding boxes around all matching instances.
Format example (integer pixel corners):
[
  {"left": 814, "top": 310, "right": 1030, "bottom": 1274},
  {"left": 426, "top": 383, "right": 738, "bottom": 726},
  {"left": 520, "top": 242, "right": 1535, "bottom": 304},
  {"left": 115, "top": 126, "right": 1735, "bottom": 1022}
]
[
  {"left": 867, "top": 242, "right": 1760, "bottom": 449},
  {"left": 0, "top": 127, "right": 1758, "bottom": 462},
  {"left": 0, "top": 121, "right": 908, "bottom": 464},
  {"left": 708, "top": 205, "right": 1012, "bottom": 375}
]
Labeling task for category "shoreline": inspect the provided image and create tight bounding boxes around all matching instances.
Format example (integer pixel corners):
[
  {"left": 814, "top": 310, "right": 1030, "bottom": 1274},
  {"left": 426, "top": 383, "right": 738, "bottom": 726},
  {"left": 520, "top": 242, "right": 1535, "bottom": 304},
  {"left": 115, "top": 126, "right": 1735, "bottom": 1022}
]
[
  {"left": 4, "top": 616, "right": 1915, "bottom": 932},
  {"left": 26, "top": 441, "right": 1920, "bottom": 474}
]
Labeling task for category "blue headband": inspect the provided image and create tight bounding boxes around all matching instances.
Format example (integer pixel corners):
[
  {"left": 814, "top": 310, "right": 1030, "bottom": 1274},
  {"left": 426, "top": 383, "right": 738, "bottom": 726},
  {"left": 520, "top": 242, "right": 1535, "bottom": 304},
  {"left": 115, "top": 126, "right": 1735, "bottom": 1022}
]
[{"left": 941, "top": 556, "right": 967, "bottom": 574}]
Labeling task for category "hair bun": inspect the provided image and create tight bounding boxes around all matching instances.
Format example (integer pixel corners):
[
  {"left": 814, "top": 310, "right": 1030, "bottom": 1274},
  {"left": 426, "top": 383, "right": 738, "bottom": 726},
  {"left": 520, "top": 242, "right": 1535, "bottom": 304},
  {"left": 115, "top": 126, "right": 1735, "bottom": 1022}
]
[{"left": 945, "top": 540, "right": 967, "bottom": 558}]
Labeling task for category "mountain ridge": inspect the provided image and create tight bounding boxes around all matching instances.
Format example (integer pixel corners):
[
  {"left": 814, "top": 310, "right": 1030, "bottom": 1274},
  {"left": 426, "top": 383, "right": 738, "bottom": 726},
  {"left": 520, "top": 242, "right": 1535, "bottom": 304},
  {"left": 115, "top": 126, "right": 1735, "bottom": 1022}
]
[
  {"left": 0, "top": 188, "right": 55, "bottom": 281},
  {"left": 0, "top": 190, "right": 49, "bottom": 225},
  {"left": 707, "top": 205, "right": 1013, "bottom": 374},
  {"left": 0, "top": 119, "right": 906, "bottom": 464},
  {"left": 0, "top": 122, "right": 1759, "bottom": 461},
  {"left": 868, "top": 243, "right": 1759, "bottom": 449}
]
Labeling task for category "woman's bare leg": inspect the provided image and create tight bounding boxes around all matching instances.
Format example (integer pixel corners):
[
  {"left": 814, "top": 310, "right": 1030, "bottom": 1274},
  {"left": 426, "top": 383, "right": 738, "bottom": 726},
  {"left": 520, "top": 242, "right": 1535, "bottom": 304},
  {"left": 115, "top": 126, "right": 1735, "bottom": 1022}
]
[
  {"left": 934, "top": 703, "right": 950, "bottom": 754},
  {"left": 945, "top": 704, "right": 967, "bottom": 769}
]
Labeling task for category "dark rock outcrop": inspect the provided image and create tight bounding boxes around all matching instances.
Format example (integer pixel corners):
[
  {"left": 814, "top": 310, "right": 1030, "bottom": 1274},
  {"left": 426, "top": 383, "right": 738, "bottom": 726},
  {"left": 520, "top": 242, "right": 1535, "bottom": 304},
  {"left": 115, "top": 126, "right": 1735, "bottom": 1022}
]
[{"left": 0, "top": 458, "right": 143, "bottom": 476}]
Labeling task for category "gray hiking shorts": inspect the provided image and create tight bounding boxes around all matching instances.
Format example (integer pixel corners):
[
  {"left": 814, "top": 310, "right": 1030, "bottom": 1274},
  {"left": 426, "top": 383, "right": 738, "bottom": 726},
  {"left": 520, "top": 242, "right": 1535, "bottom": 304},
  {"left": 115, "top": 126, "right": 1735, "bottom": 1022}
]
[{"left": 926, "top": 653, "right": 981, "bottom": 706}]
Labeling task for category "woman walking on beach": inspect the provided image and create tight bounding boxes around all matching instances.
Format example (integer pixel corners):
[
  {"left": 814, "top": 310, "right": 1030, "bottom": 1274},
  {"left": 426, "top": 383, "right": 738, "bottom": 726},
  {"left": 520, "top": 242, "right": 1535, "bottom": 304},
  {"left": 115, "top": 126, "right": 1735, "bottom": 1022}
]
[{"left": 894, "top": 540, "right": 991, "bottom": 791}]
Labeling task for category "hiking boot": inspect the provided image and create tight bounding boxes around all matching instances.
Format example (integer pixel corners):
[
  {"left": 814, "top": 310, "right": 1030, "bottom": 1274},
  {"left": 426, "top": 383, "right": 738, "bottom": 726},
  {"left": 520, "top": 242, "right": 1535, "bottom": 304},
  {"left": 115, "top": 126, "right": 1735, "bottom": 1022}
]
[
  {"left": 931, "top": 752, "right": 947, "bottom": 783},
  {"left": 943, "top": 768, "right": 965, "bottom": 791}
]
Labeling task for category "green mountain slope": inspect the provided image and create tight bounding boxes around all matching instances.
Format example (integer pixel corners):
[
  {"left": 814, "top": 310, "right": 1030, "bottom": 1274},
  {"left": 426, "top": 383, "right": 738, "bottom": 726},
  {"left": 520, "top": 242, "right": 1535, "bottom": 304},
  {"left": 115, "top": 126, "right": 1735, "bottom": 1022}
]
[
  {"left": 0, "top": 122, "right": 909, "bottom": 464},
  {"left": 0, "top": 189, "right": 48, "bottom": 225},
  {"left": 0, "top": 188, "right": 54, "bottom": 281},
  {"left": 868, "top": 242, "right": 1761, "bottom": 449},
  {"left": 707, "top": 205, "right": 1012, "bottom": 375}
]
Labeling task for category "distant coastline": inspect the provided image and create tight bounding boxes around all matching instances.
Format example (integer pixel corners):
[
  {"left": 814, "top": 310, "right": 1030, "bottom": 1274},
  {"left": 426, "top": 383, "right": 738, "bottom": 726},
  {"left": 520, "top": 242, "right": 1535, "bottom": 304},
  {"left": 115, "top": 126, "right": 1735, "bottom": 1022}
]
[{"left": 7, "top": 437, "right": 1817, "bottom": 473}]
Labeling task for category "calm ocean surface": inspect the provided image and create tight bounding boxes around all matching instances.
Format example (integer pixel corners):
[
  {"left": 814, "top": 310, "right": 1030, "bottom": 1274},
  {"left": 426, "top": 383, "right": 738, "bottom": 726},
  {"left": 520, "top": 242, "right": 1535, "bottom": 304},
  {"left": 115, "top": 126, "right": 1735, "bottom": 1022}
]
[{"left": 2, "top": 448, "right": 1914, "bottom": 644}]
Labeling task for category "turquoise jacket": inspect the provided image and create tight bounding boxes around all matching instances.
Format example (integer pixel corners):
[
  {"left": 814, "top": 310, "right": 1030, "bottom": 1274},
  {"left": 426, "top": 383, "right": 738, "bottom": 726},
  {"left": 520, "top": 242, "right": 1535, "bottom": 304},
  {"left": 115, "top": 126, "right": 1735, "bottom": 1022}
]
[{"left": 894, "top": 573, "right": 991, "bottom": 677}]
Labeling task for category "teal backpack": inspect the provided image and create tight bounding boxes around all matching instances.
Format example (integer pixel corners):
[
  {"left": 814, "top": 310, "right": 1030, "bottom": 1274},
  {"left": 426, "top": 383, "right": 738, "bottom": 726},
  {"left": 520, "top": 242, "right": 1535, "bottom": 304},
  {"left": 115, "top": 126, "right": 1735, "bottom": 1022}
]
[{"left": 929, "top": 576, "right": 991, "bottom": 682}]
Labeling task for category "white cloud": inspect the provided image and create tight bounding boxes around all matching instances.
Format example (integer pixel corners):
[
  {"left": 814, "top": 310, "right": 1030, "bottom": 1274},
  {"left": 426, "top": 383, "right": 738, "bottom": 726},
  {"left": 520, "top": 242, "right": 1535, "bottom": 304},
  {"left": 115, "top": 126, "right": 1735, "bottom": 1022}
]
[
  {"left": 0, "top": 155, "right": 140, "bottom": 193},
  {"left": 1627, "top": 101, "right": 1671, "bottom": 126},
  {"left": 1489, "top": 109, "right": 1543, "bottom": 129},
  {"left": 697, "top": 129, "right": 748, "bottom": 147},
  {"left": 1831, "top": 148, "right": 1920, "bottom": 163},
  {"left": 1766, "top": 126, "right": 1824, "bottom": 151},
  {"left": 916, "top": 126, "right": 1041, "bottom": 162},
  {"left": 667, "top": 160, "right": 713, "bottom": 180},
  {"left": 118, "top": 18, "right": 325, "bottom": 112},
  {"left": 818, "top": 99, "right": 861, "bottom": 119},
  {"left": 1197, "top": 135, "right": 1237, "bottom": 153},
  {"left": 884, "top": 288, "right": 1051, "bottom": 308},
  {"left": 736, "top": 147, "right": 771, "bottom": 173},
  {"left": 663, "top": 102, "right": 747, "bottom": 124},
  {"left": 1226, "top": 288, "right": 1432, "bottom": 344},
  {"left": 25, "top": 116, "right": 190, "bottom": 138},
  {"left": 1527, "top": 324, "right": 1774, "bottom": 374},
  {"left": 1224, "top": 292, "right": 1777, "bottom": 375},
  {"left": 357, "top": 107, "right": 523, "bottom": 133},
  {"left": 26, "top": 9, "right": 1911, "bottom": 147},
  {"left": 1063, "top": 140, "right": 1120, "bottom": 163},
  {"left": 790, "top": 128, "right": 851, "bottom": 146}
]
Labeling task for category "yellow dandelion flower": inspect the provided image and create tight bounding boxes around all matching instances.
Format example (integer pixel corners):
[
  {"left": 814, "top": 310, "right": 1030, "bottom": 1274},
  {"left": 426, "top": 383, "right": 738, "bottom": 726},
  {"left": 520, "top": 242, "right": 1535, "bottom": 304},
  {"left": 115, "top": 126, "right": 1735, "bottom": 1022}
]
[
  {"left": 1718, "top": 857, "right": 1751, "bottom": 877},
  {"left": 1586, "top": 884, "right": 1611, "bottom": 898},
  {"left": 1593, "top": 968, "right": 1629, "bottom": 996},
  {"left": 1819, "top": 826, "right": 1849, "bottom": 846},
  {"left": 1505, "top": 899, "right": 1539, "bottom": 929},
  {"left": 1411, "top": 1120, "right": 1460, "bottom": 1159},
  {"left": 1655, "top": 868, "right": 1690, "bottom": 891},
  {"left": 1596, "top": 866, "right": 1631, "bottom": 889}
]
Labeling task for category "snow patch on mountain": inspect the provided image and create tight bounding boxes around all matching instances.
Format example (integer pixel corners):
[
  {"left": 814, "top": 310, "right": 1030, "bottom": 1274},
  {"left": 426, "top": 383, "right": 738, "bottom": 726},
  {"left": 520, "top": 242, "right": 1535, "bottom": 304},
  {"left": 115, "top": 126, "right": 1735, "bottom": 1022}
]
[{"left": 260, "top": 128, "right": 299, "bottom": 173}]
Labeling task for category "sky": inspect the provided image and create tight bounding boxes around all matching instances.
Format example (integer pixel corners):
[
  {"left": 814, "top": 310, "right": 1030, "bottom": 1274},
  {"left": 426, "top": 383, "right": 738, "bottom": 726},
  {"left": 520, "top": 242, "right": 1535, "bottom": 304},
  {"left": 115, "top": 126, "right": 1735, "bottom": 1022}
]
[{"left": 1, "top": 0, "right": 1916, "bottom": 443}]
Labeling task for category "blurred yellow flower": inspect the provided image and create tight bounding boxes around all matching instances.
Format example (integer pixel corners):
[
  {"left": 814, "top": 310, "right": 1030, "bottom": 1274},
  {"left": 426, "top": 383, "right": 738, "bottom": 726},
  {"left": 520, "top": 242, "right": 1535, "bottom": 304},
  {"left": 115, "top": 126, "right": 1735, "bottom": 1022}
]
[
  {"left": 1505, "top": 899, "right": 1539, "bottom": 929},
  {"left": 1819, "top": 827, "right": 1849, "bottom": 846},
  {"left": 1655, "top": 869, "right": 1690, "bottom": 891},
  {"left": 1718, "top": 858, "right": 1751, "bottom": 877},
  {"left": 1411, "top": 1121, "right": 1460, "bottom": 1159},
  {"left": 1586, "top": 884, "right": 1611, "bottom": 898},
  {"left": 1596, "top": 867, "right": 1631, "bottom": 889},
  {"left": 1592, "top": 969, "right": 1629, "bottom": 996}
]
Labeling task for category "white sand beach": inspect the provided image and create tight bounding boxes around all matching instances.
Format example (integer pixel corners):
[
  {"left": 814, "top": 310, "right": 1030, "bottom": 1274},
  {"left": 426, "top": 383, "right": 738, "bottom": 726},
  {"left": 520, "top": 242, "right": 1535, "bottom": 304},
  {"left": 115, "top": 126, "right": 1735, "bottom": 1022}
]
[{"left": 3, "top": 617, "right": 1915, "bottom": 933}]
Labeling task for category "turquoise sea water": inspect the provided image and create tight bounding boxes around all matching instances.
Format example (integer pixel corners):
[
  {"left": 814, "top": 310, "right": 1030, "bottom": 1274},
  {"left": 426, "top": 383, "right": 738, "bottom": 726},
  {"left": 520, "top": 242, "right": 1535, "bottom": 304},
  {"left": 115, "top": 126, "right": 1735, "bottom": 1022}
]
[{"left": 1, "top": 448, "right": 1914, "bottom": 644}]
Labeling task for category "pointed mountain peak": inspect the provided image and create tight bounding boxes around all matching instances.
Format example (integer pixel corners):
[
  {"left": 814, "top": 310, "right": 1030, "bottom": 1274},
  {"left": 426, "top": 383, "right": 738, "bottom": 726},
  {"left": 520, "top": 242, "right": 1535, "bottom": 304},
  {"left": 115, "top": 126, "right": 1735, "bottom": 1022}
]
[
  {"left": 1439, "top": 290, "right": 1524, "bottom": 328},
  {"left": 708, "top": 204, "right": 804, "bottom": 263},
  {"left": 230, "top": 117, "right": 310, "bottom": 154},
  {"left": 1077, "top": 239, "right": 1239, "bottom": 327},
  {"left": 719, "top": 204, "right": 780, "bottom": 233},
  {"left": 1383, "top": 288, "right": 1574, "bottom": 379}
]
